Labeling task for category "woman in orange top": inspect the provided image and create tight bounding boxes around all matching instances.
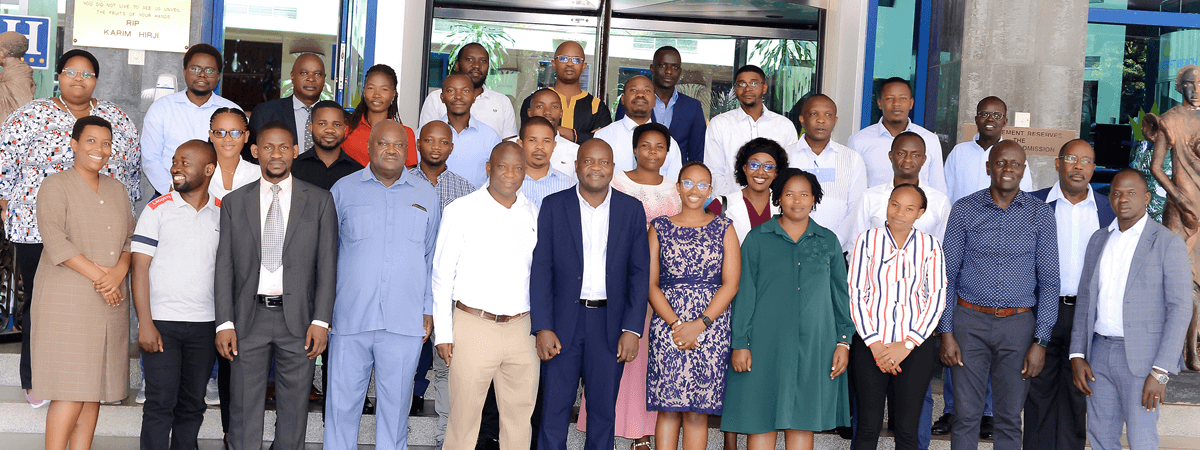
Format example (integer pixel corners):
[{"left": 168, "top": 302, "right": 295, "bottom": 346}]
[{"left": 344, "top": 64, "right": 417, "bottom": 166}]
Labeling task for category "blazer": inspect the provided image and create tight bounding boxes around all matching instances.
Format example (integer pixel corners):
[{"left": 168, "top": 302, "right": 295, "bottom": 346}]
[
  {"left": 214, "top": 178, "right": 338, "bottom": 338},
  {"left": 615, "top": 91, "right": 707, "bottom": 163},
  {"left": 1069, "top": 218, "right": 1193, "bottom": 375},
  {"left": 530, "top": 187, "right": 651, "bottom": 353},
  {"left": 1030, "top": 187, "right": 1117, "bottom": 228},
  {"left": 246, "top": 95, "right": 301, "bottom": 162}
]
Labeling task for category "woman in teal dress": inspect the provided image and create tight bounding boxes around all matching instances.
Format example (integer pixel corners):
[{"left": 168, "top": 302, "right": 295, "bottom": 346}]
[{"left": 720, "top": 168, "right": 854, "bottom": 450}]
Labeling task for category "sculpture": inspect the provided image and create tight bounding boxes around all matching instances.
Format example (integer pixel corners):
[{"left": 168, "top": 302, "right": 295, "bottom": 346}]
[{"left": 0, "top": 31, "right": 35, "bottom": 122}]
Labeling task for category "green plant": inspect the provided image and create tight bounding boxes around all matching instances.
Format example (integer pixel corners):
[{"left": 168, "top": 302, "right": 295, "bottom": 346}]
[
  {"left": 439, "top": 22, "right": 515, "bottom": 75},
  {"left": 749, "top": 39, "right": 817, "bottom": 111},
  {"left": 1129, "top": 102, "right": 1161, "bottom": 141}
]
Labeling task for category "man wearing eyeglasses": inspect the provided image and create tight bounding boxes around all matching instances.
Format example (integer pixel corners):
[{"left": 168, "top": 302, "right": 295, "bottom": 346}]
[
  {"left": 1023, "top": 139, "right": 1114, "bottom": 450},
  {"left": 943, "top": 96, "right": 1033, "bottom": 203},
  {"left": 142, "top": 43, "right": 240, "bottom": 197},
  {"left": 519, "top": 41, "right": 612, "bottom": 144},
  {"left": 705, "top": 65, "right": 799, "bottom": 196}
]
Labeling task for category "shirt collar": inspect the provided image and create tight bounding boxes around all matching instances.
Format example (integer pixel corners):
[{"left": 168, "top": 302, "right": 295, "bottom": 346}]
[
  {"left": 576, "top": 185, "right": 613, "bottom": 211},
  {"left": 1108, "top": 212, "right": 1149, "bottom": 235},
  {"left": 170, "top": 191, "right": 221, "bottom": 212},
  {"left": 655, "top": 89, "right": 679, "bottom": 109},
  {"left": 437, "top": 115, "right": 479, "bottom": 134},
  {"left": 292, "top": 95, "right": 310, "bottom": 111},
  {"left": 873, "top": 118, "right": 914, "bottom": 137},
  {"left": 261, "top": 174, "right": 293, "bottom": 192},
  {"left": 794, "top": 135, "right": 839, "bottom": 156},
  {"left": 618, "top": 115, "right": 648, "bottom": 131},
  {"left": 528, "top": 167, "right": 571, "bottom": 182},
  {"left": 299, "top": 148, "right": 358, "bottom": 166},
  {"left": 361, "top": 164, "right": 414, "bottom": 186},
  {"left": 1045, "top": 181, "right": 1096, "bottom": 207},
  {"left": 169, "top": 91, "right": 224, "bottom": 109}
]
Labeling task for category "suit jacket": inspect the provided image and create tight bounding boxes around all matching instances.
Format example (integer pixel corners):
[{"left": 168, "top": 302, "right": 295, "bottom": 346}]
[
  {"left": 530, "top": 187, "right": 651, "bottom": 353},
  {"left": 1069, "top": 218, "right": 1193, "bottom": 375},
  {"left": 214, "top": 178, "right": 338, "bottom": 338},
  {"left": 615, "top": 92, "right": 708, "bottom": 163},
  {"left": 1030, "top": 187, "right": 1116, "bottom": 228},
  {"left": 247, "top": 95, "right": 301, "bottom": 162}
]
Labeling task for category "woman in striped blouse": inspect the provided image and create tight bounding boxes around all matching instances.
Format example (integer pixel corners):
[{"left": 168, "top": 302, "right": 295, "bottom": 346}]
[{"left": 846, "top": 183, "right": 947, "bottom": 450}]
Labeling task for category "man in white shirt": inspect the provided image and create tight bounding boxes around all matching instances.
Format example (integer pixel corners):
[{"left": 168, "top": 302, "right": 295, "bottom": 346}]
[
  {"left": 1069, "top": 169, "right": 1192, "bottom": 450},
  {"left": 786, "top": 94, "right": 866, "bottom": 244},
  {"left": 595, "top": 75, "right": 684, "bottom": 180},
  {"left": 433, "top": 142, "right": 541, "bottom": 450},
  {"left": 141, "top": 44, "right": 240, "bottom": 196},
  {"left": 419, "top": 43, "right": 518, "bottom": 138},
  {"left": 705, "top": 65, "right": 798, "bottom": 195},
  {"left": 847, "top": 77, "right": 946, "bottom": 193},
  {"left": 944, "top": 96, "right": 1033, "bottom": 202},
  {"left": 1025, "top": 139, "right": 1114, "bottom": 450},
  {"left": 845, "top": 131, "right": 951, "bottom": 251}
]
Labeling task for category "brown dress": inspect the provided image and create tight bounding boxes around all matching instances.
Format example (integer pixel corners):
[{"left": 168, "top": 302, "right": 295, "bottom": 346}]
[{"left": 30, "top": 169, "right": 135, "bottom": 402}]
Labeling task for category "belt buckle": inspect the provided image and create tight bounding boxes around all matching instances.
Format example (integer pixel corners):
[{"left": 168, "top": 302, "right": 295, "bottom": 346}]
[
  {"left": 1061, "top": 297, "right": 1076, "bottom": 306},
  {"left": 994, "top": 307, "right": 1009, "bottom": 318}
]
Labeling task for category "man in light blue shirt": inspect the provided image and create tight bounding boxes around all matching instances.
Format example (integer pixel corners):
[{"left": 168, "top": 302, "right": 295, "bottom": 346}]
[
  {"left": 429, "top": 73, "right": 501, "bottom": 189},
  {"left": 325, "top": 120, "right": 441, "bottom": 450},
  {"left": 518, "top": 117, "right": 576, "bottom": 208},
  {"left": 141, "top": 43, "right": 240, "bottom": 195}
]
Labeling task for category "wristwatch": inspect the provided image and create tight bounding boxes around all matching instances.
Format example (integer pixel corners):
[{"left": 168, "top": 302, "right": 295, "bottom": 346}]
[
  {"left": 700, "top": 315, "right": 713, "bottom": 329},
  {"left": 1034, "top": 337, "right": 1050, "bottom": 348},
  {"left": 904, "top": 340, "right": 915, "bottom": 350},
  {"left": 1152, "top": 370, "right": 1170, "bottom": 385}
]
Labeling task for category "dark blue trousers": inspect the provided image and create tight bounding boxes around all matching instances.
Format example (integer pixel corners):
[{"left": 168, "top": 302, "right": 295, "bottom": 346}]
[{"left": 538, "top": 306, "right": 623, "bottom": 450}]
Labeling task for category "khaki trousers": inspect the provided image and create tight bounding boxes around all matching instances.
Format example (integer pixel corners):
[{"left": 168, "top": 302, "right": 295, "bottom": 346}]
[{"left": 444, "top": 308, "right": 540, "bottom": 450}]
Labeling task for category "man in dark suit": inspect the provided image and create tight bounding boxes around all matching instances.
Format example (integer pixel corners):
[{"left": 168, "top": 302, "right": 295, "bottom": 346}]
[
  {"left": 1024, "top": 139, "right": 1115, "bottom": 450},
  {"left": 214, "top": 120, "right": 338, "bottom": 450},
  {"left": 615, "top": 46, "right": 708, "bottom": 163},
  {"left": 531, "top": 139, "right": 650, "bottom": 450},
  {"left": 1070, "top": 168, "right": 1192, "bottom": 450},
  {"left": 247, "top": 53, "right": 327, "bottom": 162}
]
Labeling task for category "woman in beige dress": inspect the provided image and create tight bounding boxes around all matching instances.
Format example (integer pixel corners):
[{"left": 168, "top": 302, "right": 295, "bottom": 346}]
[{"left": 31, "top": 116, "right": 136, "bottom": 450}]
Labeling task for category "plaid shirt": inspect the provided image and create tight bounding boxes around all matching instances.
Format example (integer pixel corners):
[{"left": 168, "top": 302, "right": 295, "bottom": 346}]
[{"left": 409, "top": 167, "right": 476, "bottom": 212}]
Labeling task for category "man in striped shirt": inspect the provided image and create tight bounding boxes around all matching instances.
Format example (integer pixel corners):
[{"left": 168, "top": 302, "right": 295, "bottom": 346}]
[{"left": 519, "top": 116, "right": 576, "bottom": 208}]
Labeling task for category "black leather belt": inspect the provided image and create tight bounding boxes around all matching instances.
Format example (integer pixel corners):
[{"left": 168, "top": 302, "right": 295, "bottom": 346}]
[
  {"left": 1060, "top": 295, "right": 1076, "bottom": 306},
  {"left": 579, "top": 299, "right": 607, "bottom": 308},
  {"left": 256, "top": 294, "right": 283, "bottom": 308}
]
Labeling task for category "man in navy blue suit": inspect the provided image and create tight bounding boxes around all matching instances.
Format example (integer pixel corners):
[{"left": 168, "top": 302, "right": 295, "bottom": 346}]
[
  {"left": 1024, "top": 139, "right": 1115, "bottom": 450},
  {"left": 531, "top": 139, "right": 651, "bottom": 450},
  {"left": 615, "top": 46, "right": 708, "bottom": 163}
]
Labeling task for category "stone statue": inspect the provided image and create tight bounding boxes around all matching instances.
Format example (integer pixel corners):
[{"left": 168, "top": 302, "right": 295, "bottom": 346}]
[
  {"left": 1143, "top": 64, "right": 1200, "bottom": 370},
  {"left": 0, "top": 31, "right": 35, "bottom": 122}
]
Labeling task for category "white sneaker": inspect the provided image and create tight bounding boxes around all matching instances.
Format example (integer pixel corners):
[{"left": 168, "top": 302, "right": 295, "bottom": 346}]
[
  {"left": 205, "top": 378, "right": 220, "bottom": 405},
  {"left": 25, "top": 390, "right": 49, "bottom": 409},
  {"left": 135, "top": 386, "right": 146, "bottom": 404}
]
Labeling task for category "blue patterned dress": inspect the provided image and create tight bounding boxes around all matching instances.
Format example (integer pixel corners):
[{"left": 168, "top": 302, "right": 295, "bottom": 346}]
[{"left": 646, "top": 215, "right": 733, "bottom": 414}]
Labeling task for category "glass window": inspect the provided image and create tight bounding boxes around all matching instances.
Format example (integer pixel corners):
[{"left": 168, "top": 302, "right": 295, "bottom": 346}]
[
  {"left": 1091, "top": 0, "right": 1200, "bottom": 13},
  {"left": 867, "top": 0, "right": 920, "bottom": 125}
]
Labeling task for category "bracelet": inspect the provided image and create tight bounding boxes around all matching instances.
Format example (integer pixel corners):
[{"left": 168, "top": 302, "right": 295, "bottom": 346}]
[
  {"left": 836, "top": 342, "right": 850, "bottom": 349},
  {"left": 700, "top": 315, "right": 713, "bottom": 329},
  {"left": 670, "top": 319, "right": 682, "bottom": 328}
]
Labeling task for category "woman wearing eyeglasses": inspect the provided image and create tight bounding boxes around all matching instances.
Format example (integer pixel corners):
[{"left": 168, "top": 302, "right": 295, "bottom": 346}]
[
  {"left": 0, "top": 48, "right": 141, "bottom": 410},
  {"left": 646, "top": 161, "right": 738, "bottom": 450},
  {"left": 207, "top": 108, "right": 260, "bottom": 200},
  {"left": 706, "top": 137, "right": 790, "bottom": 243}
]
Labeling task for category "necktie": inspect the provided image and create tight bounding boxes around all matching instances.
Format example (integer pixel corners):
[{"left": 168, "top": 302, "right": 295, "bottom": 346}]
[
  {"left": 303, "top": 105, "right": 314, "bottom": 152},
  {"left": 263, "top": 184, "right": 283, "bottom": 272}
]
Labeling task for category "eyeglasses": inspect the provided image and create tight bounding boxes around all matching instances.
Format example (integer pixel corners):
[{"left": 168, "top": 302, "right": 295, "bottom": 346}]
[
  {"left": 734, "top": 81, "right": 763, "bottom": 89},
  {"left": 187, "top": 66, "right": 220, "bottom": 76},
  {"left": 555, "top": 56, "right": 585, "bottom": 64},
  {"left": 59, "top": 68, "right": 96, "bottom": 79},
  {"left": 746, "top": 161, "right": 777, "bottom": 172},
  {"left": 680, "top": 180, "right": 711, "bottom": 191},
  {"left": 210, "top": 130, "right": 246, "bottom": 138},
  {"left": 1058, "top": 155, "right": 1095, "bottom": 165},
  {"left": 976, "top": 111, "right": 1005, "bottom": 121}
]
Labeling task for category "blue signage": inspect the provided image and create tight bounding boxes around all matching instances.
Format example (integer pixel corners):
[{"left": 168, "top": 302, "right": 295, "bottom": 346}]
[{"left": 0, "top": 14, "right": 52, "bottom": 70}]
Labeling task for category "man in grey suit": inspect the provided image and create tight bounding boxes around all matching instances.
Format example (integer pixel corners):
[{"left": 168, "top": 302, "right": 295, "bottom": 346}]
[
  {"left": 1070, "top": 169, "right": 1193, "bottom": 450},
  {"left": 214, "top": 120, "right": 338, "bottom": 450}
]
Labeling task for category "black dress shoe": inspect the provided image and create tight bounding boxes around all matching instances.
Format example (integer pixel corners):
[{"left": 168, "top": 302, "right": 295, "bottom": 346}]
[
  {"left": 931, "top": 413, "right": 953, "bottom": 435},
  {"left": 363, "top": 397, "right": 376, "bottom": 415},
  {"left": 475, "top": 438, "right": 500, "bottom": 450},
  {"left": 835, "top": 426, "right": 853, "bottom": 439},
  {"left": 410, "top": 395, "right": 424, "bottom": 415},
  {"left": 979, "top": 416, "right": 994, "bottom": 440}
]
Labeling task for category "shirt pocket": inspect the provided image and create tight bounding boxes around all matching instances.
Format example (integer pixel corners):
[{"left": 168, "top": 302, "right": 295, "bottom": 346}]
[
  {"left": 340, "top": 205, "right": 377, "bottom": 242},
  {"left": 405, "top": 206, "right": 429, "bottom": 243}
]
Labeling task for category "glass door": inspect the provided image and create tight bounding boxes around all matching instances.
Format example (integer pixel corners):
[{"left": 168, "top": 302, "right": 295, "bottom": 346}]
[{"left": 336, "top": 0, "right": 369, "bottom": 106}]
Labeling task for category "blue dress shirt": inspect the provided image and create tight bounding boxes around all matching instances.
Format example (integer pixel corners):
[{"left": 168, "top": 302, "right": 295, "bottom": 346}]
[
  {"left": 330, "top": 167, "right": 441, "bottom": 336},
  {"left": 520, "top": 167, "right": 576, "bottom": 208},
  {"left": 653, "top": 89, "right": 679, "bottom": 128},
  {"left": 141, "top": 91, "right": 240, "bottom": 194},
  {"left": 938, "top": 188, "right": 1060, "bottom": 341},
  {"left": 428, "top": 115, "right": 502, "bottom": 189}
]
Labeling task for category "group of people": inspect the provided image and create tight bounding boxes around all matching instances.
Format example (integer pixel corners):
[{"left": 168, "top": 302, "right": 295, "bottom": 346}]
[{"left": 0, "top": 32, "right": 1192, "bottom": 450}]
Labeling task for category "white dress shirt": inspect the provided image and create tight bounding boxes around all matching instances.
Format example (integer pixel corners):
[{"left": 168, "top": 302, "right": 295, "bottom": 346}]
[
  {"left": 704, "top": 106, "right": 799, "bottom": 195},
  {"left": 786, "top": 136, "right": 868, "bottom": 241},
  {"left": 419, "top": 85, "right": 519, "bottom": 138},
  {"left": 844, "top": 181, "right": 952, "bottom": 252},
  {"left": 943, "top": 136, "right": 1034, "bottom": 202},
  {"left": 1095, "top": 214, "right": 1147, "bottom": 338},
  {"left": 431, "top": 189, "right": 539, "bottom": 345},
  {"left": 292, "top": 96, "right": 312, "bottom": 153},
  {"left": 578, "top": 187, "right": 612, "bottom": 299},
  {"left": 1045, "top": 182, "right": 1099, "bottom": 297},
  {"left": 208, "top": 159, "right": 261, "bottom": 200},
  {"left": 846, "top": 119, "right": 947, "bottom": 194},
  {"left": 594, "top": 116, "right": 684, "bottom": 181}
]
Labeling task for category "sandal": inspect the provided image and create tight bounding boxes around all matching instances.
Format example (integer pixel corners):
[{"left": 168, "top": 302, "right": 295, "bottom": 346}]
[{"left": 631, "top": 437, "right": 653, "bottom": 450}]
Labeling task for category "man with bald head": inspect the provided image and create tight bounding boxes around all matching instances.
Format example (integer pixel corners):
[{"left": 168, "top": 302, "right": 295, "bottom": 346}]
[
  {"left": 430, "top": 72, "right": 502, "bottom": 189},
  {"left": 944, "top": 96, "right": 1034, "bottom": 202},
  {"left": 786, "top": 94, "right": 866, "bottom": 244},
  {"left": 420, "top": 42, "right": 518, "bottom": 138},
  {"left": 594, "top": 75, "right": 684, "bottom": 179},
  {"left": 519, "top": 41, "right": 612, "bottom": 144},
  {"left": 938, "top": 140, "right": 1059, "bottom": 450},
  {"left": 325, "top": 120, "right": 440, "bottom": 449},
  {"left": 250, "top": 53, "right": 327, "bottom": 160},
  {"left": 0, "top": 31, "right": 36, "bottom": 123},
  {"left": 434, "top": 142, "right": 540, "bottom": 450},
  {"left": 614, "top": 46, "right": 707, "bottom": 164},
  {"left": 1021, "top": 139, "right": 1115, "bottom": 450},
  {"left": 532, "top": 139, "right": 650, "bottom": 450}
]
